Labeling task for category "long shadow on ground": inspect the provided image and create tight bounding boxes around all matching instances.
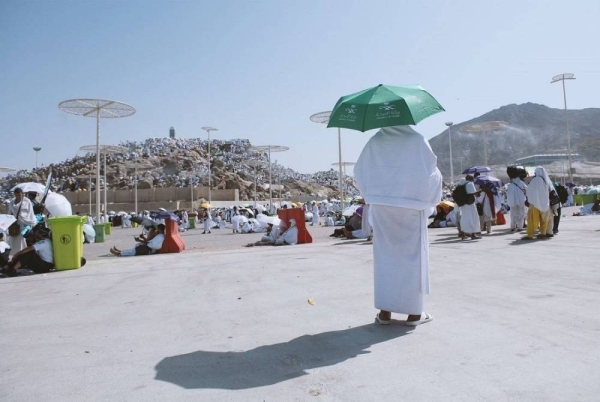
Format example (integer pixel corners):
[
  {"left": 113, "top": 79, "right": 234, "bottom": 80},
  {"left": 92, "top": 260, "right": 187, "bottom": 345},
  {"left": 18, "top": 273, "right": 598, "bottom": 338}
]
[{"left": 155, "top": 323, "right": 411, "bottom": 389}]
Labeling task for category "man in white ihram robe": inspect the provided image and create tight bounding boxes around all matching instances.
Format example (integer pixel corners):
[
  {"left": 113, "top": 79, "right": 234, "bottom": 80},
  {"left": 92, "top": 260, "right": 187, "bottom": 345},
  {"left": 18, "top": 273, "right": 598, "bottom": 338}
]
[
  {"left": 506, "top": 176, "right": 527, "bottom": 232},
  {"left": 311, "top": 202, "right": 320, "bottom": 226},
  {"left": 354, "top": 125, "right": 442, "bottom": 326}
]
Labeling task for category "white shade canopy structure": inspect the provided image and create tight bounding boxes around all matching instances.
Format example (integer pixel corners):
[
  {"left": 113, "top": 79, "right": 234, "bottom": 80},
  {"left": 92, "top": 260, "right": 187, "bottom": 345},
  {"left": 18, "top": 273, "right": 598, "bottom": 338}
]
[
  {"left": 59, "top": 98, "right": 135, "bottom": 222},
  {"left": 460, "top": 121, "right": 508, "bottom": 166},
  {"left": 124, "top": 161, "right": 154, "bottom": 214},
  {"left": 249, "top": 145, "right": 289, "bottom": 209},
  {"left": 80, "top": 144, "right": 128, "bottom": 219},
  {"left": 0, "top": 167, "right": 16, "bottom": 173},
  {"left": 311, "top": 110, "right": 346, "bottom": 208}
]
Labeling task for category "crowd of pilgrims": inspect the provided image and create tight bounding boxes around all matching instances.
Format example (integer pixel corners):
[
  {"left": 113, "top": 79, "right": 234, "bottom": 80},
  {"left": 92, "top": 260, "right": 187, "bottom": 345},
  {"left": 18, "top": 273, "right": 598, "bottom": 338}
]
[
  {"left": 429, "top": 165, "right": 600, "bottom": 240},
  {"left": 0, "top": 137, "right": 360, "bottom": 205}
]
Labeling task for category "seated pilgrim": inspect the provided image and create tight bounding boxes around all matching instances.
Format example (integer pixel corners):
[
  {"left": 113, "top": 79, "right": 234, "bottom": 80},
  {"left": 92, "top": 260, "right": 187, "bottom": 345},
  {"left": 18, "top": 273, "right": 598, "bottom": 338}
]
[
  {"left": 573, "top": 200, "right": 600, "bottom": 216},
  {"left": 110, "top": 224, "right": 165, "bottom": 257},
  {"left": 2, "top": 225, "right": 54, "bottom": 276},
  {"left": 274, "top": 218, "right": 298, "bottom": 245},
  {"left": 245, "top": 223, "right": 280, "bottom": 247}
]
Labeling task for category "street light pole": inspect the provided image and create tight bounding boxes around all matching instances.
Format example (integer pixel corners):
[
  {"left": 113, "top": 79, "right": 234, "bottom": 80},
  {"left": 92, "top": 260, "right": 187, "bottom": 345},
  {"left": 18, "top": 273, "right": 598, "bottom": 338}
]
[
  {"left": 445, "top": 122, "right": 454, "bottom": 184},
  {"left": 201, "top": 126, "right": 218, "bottom": 205},
  {"left": 551, "top": 73, "right": 576, "bottom": 183},
  {"left": 33, "top": 147, "right": 42, "bottom": 169}
]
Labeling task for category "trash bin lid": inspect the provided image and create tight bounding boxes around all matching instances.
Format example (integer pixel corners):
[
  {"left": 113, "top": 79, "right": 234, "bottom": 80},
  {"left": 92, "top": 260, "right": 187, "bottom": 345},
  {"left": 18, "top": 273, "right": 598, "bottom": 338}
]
[{"left": 48, "top": 216, "right": 86, "bottom": 226}]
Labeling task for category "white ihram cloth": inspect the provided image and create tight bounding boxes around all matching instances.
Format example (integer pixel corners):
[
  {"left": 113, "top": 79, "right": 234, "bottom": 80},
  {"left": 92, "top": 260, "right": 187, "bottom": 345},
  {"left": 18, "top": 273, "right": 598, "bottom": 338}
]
[
  {"left": 354, "top": 125, "right": 442, "bottom": 315},
  {"left": 312, "top": 205, "right": 319, "bottom": 225},
  {"left": 507, "top": 178, "right": 527, "bottom": 230},
  {"left": 458, "top": 182, "right": 479, "bottom": 234},
  {"left": 7, "top": 197, "right": 37, "bottom": 254},
  {"left": 526, "top": 167, "right": 554, "bottom": 213}
]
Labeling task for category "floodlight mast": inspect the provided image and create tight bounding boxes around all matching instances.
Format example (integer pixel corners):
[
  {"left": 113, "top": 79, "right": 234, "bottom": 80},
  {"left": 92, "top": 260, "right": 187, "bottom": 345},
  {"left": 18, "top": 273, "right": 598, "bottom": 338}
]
[
  {"left": 445, "top": 122, "right": 454, "bottom": 184},
  {"left": 33, "top": 147, "right": 42, "bottom": 168},
  {"left": 551, "top": 73, "right": 576, "bottom": 183}
]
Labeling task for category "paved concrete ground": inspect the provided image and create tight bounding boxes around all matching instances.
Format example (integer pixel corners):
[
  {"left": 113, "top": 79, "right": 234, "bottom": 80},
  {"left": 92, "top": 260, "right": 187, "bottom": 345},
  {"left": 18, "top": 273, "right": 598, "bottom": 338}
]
[{"left": 1, "top": 207, "right": 599, "bottom": 401}]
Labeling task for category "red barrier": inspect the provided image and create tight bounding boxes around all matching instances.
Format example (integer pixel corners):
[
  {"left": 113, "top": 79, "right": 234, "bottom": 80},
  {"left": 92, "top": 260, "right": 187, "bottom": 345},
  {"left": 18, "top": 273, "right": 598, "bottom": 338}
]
[
  {"left": 160, "top": 219, "right": 186, "bottom": 253},
  {"left": 277, "top": 208, "right": 312, "bottom": 244}
]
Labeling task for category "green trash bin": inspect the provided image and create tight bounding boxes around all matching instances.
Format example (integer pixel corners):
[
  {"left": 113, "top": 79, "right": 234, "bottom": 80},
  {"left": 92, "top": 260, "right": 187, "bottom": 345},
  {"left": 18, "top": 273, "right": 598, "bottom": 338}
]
[
  {"left": 48, "top": 216, "right": 86, "bottom": 271},
  {"left": 94, "top": 224, "right": 106, "bottom": 243},
  {"left": 189, "top": 217, "right": 196, "bottom": 229},
  {"left": 104, "top": 222, "right": 112, "bottom": 235}
]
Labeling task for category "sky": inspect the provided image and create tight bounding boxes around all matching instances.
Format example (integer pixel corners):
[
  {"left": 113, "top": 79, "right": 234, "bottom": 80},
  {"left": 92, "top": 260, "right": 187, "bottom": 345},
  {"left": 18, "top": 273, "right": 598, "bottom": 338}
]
[{"left": 1, "top": 0, "right": 599, "bottom": 176}]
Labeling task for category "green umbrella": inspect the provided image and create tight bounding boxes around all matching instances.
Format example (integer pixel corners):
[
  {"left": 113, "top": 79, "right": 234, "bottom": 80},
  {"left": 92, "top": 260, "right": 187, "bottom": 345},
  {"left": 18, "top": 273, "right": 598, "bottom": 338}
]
[{"left": 327, "top": 84, "right": 445, "bottom": 132}]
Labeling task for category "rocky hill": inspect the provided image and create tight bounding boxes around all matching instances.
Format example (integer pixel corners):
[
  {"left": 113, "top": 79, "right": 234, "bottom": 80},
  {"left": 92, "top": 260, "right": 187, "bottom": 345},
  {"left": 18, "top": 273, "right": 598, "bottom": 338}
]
[
  {"left": 1, "top": 138, "right": 359, "bottom": 204},
  {"left": 429, "top": 103, "right": 600, "bottom": 177}
]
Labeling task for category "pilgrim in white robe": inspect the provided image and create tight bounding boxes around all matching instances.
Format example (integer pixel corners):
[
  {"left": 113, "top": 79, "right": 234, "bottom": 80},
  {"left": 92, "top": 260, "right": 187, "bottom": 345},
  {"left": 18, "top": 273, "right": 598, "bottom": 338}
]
[
  {"left": 354, "top": 125, "right": 442, "bottom": 315},
  {"left": 7, "top": 196, "right": 37, "bottom": 255},
  {"left": 525, "top": 167, "right": 554, "bottom": 238},
  {"left": 458, "top": 182, "right": 480, "bottom": 234},
  {"left": 507, "top": 178, "right": 527, "bottom": 230},
  {"left": 311, "top": 204, "right": 319, "bottom": 226}
]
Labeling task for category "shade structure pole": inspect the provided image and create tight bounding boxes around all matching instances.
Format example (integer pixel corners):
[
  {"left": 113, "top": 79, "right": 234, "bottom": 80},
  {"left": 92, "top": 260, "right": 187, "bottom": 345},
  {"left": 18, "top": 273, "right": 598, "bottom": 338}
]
[
  {"left": 103, "top": 150, "right": 108, "bottom": 219},
  {"left": 190, "top": 173, "right": 194, "bottom": 211},
  {"left": 89, "top": 174, "right": 92, "bottom": 216},
  {"left": 563, "top": 79, "right": 573, "bottom": 183},
  {"left": 134, "top": 167, "right": 138, "bottom": 215},
  {"left": 208, "top": 132, "right": 211, "bottom": 205},
  {"left": 268, "top": 147, "right": 273, "bottom": 210},
  {"left": 337, "top": 128, "right": 344, "bottom": 209},
  {"left": 95, "top": 112, "right": 101, "bottom": 223},
  {"left": 254, "top": 165, "right": 257, "bottom": 208}
]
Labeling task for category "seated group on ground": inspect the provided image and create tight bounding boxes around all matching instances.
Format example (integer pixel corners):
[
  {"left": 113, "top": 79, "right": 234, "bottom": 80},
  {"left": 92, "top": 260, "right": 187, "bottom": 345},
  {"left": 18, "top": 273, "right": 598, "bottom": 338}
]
[{"left": 110, "top": 224, "right": 166, "bottom": 257}]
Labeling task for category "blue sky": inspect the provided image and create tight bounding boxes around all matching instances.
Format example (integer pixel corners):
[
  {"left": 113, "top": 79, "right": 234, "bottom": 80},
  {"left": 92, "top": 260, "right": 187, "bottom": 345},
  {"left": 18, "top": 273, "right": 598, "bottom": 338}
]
[{"left": 1, "top": 0, "right": 599, "bottom": 175}]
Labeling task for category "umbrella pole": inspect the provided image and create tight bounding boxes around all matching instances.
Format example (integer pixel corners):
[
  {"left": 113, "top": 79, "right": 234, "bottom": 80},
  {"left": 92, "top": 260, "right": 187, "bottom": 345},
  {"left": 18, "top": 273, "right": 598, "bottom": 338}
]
[
  {"left": 338, "top": 128, "right": 344, "bottom": 210},
  {"left": 95, "top": 112, "right": 101, "bottom": 223}
]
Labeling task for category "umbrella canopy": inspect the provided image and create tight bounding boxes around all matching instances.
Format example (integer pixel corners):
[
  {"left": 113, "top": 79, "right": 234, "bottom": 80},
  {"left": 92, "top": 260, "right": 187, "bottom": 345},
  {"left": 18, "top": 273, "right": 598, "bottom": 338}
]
[
  {"left": 11, "top": 182, "right": 48, "bottom": 194},
  {"left": 342, "top": 204, "right": 360, "bottom": 217},
  {"left": 462, "top": 166, "right": 492, "bottom": 175},
  {"left": 150, "top": 211, "right": 181, "bottom": 223},
  {"left": 0, "top": 214, "right": 17, "bottom": 232},
  {"left": 327, "top": 84, "right": 444, "bottom": 132},
  {"left": 238, "top": 208, "right": 254, "bottom": 216},
  {"left": 44, "top": 192, "right": 72, "bottom": 217},
  {"left": 475, "top": 175, "right": 503, "bottom": 188},
  {"left": 131, "top": 216, "right": 157, "bottom": 229},
  {"left": 200, "top": 203, "right": 212, "bottom": 209}
]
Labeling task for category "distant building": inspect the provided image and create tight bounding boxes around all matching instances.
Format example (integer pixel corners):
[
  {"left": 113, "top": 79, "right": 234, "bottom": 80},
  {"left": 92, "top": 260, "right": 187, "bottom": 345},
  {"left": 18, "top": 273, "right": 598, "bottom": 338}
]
[
  {"left": 169, "top": 127, "right": 175, "bottom": 138},
  {"left": 515, "top": 153, "right": 584, "bottom": 166}
]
